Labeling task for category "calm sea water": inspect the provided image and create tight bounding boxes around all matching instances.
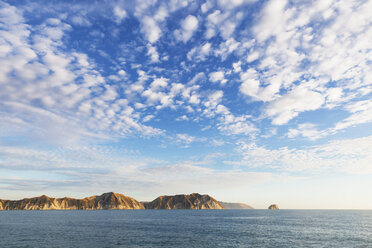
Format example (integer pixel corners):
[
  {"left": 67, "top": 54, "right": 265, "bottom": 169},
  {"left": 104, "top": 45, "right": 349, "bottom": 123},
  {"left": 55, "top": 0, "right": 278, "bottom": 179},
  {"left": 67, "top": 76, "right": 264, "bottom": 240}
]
[{"left": 0, "top": 210, "right": 371, "bottom": 247}]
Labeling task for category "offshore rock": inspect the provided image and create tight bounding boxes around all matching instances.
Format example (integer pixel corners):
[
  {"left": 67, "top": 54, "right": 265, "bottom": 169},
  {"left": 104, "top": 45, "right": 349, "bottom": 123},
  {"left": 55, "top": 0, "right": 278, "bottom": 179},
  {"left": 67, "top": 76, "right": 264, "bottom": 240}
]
[
  {"left": 268, "top": 204, "right": 279, "bottom": 210},
  {"left": 219, "top": 202, "right": 253, "bottom": 209},
  {"left": 143, "top": 193, "right": 224, "bottom": 209},
  {"left": 0, "top": 192, "right": 145, "bottom": 210}
]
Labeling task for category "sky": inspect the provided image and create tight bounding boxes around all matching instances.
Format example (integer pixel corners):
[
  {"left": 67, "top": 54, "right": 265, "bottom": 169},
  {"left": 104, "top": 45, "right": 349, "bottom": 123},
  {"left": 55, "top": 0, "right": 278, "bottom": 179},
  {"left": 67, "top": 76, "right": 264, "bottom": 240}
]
[{"left": 0, "top": 0, "right": 372, "bottom": 209}]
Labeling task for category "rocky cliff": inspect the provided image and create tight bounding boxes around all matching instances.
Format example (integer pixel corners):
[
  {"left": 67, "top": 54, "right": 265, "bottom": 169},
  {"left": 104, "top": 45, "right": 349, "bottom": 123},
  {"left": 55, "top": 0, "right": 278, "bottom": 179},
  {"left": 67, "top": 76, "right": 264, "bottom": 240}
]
[
  {"left": 0, "top": 192, "right": 227, "bottom": 210},
  {"left": 268, "top": 204, "right": 279, "bottom": 210},
  {"left": 0, "top": 192, "right": 144, "bottom": 210},
  {"left": 143, "top": 193, "right": 224, "bottom": 209},
  {"left": 219, "top": 202, "right": 253, "bottom": 209}
]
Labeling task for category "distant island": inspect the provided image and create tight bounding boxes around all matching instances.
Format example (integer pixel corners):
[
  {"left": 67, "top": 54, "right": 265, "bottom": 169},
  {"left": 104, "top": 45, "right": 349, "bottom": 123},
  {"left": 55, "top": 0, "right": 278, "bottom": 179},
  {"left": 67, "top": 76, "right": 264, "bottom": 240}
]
[
  {"left": 143, "top": 193, "right": 223, "bottom": 209},
  {"left": 0, "top": 192, "right": 144, "bottom": 210},
  {"left": 219, "top": 202, "right": 253, "bottom": 209},
  {"left": 0, "top": 192, "right": 254, "bottom": 210},
  {"left": 268, "top": 204, "right": 279, "bottom": 210}
]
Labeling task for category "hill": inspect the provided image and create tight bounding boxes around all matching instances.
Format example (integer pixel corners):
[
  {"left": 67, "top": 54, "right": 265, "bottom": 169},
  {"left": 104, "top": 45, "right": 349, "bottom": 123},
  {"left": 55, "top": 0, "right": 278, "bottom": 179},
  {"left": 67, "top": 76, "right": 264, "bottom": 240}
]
[
  {"left": 143, "top": 193, "right": 224, "bottom": 209},
  {"left": 0, "top": 192, "right": 144, "bottom": 210},
  {"left": 219, "top": 202, "right": 253, "bottom": 209}
]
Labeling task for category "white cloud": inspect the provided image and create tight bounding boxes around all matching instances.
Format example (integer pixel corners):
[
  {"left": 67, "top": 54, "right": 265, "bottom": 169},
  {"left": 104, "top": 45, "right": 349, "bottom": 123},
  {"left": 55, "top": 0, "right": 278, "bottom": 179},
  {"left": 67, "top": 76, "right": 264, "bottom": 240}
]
[
  {"left": 150, "top": 77, "right": 168, "bottom": 90},
  {"left": 218, "top": 0, "right": 244, "bottom": 9},
  {"left": 204, "top": 5, "right": 245, "bottom": 40},
  {"left": 200, "top": 42, "right": 211, "bottom": 57},
  {"left": 219, "top": 19, "right": 237, "bottom": 39},
  {"left": 153, "top": 5, "right": 168, "bottom": 21},
  {"left": 326, "top": 87, "right": 343, "bottom": 102},
  {"left": 239, "top": 69, "right": 260, "bottom": 98},
  {"left": 246, "top": 51, "right": 260, "bottom": 62},
  {"left": 238, "top": 67, "right": 286, "bottom": 103},
  {"left": 175, "top": 15, "right": 199, "bottom": 43},
  {"left": 113, "top": 6, "right": 127, "bottom": 23},
  {"left": 0, "top": 3, "right": 164, "bottom": 146},
  {"left": 266, "top": 86, "right": 325, "bottom": 125},
  {"left": 187, "top": 72, "right": 206, "bottom": 85},
  {"left": 287, "top": 123, "right": 324, "bottom": 140},
  {"left": 146, "top": 44, "right": 159, "bottom": 63},
  {"left": 233, "top": 135, "right": 372, "bottom": 174},
  {"left": 143, "top": 114, "right": 154, "bottom": 122},
  {"left": 134, "top": 1, "right": 196, "bottom": 44},
  {"left": 218, "top": 114, "right": 257, "bottom": 136},
  {"left": 205, "top": 10, "right": 223, "bottom": 39},
  {"left": 253, "top": 0, "right": 288, "bottom": 42},
  {"left": 0, "top": 44, "right": 11, "bottom": 57},
  {"left": 211, "top": 139, "right": 224, "bottom": 147},
  {"left": 70, "top": 15, "right": 91, "bottom": 26},
  {"left": 118, "top": 69, "right": 126, "bottom": 76},
  {"left": 175, "top": 115, "right": 189, "bottom": 121},
  {"left": 176, "top": 133, "right": 196, "bottom": 147},
  {"left": 204, "top": 90, "right": 223, "bottom": 109},
  {"left": 248, "top": 0, "right": 372, "bottom": 130},
  {"left": 214, "top": 38, "right": 240, "bottom": 60},
  {"left": 334, "top": 100, "right": 372, "bottom": 131},
  {"left": 201, "top": 0, "right": 213, "bottom": 13},
  {"left": 232, "top": 61, "right": 242, "bottom": 73},
  {"left": 140, "top": 77, "right": 188, "bottom": 109},
  {"left": 187, "top": 42, "right": 211, "bottom": 61},
  {"left": 141, "top": 16, "right": 161, "bottom": 43},
  {"left": 200, "top": 90, "right": 257, "bottom": 136},
  {"left": 209, "top": 71, "right": 227, "bottom": 85}
]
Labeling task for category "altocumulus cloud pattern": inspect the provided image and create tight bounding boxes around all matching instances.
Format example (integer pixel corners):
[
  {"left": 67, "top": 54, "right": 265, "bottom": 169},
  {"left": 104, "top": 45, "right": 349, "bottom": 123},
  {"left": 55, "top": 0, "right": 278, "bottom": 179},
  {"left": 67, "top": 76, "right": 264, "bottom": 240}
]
[{"left": 0, "top": 0, "right": 372, "bottom": 207}]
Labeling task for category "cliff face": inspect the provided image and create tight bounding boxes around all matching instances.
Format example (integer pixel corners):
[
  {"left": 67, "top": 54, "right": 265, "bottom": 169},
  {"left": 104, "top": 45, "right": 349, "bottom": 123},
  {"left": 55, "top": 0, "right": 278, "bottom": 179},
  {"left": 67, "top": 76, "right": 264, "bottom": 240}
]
[
  {"left": 268, "top": 204, "right": 279, "bottom": 210},
  {"left": 0, "top": 192, "right": 226, "bottom": 210},
  {"left": 219, "top": 202, "right": 253, "bottom": 209},
  {"left": 144, "top": 193, "right": 224, "bottom": 209},
  {"left": 0, "top": 192, "right": 144, "bottom": 210}
]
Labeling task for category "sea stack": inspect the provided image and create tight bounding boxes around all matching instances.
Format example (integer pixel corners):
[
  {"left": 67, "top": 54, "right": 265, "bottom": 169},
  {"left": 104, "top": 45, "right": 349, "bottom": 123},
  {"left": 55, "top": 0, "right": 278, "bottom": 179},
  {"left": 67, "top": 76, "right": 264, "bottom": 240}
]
[{"left": 268, "top": 204, "right": 279, "bottom": 210}]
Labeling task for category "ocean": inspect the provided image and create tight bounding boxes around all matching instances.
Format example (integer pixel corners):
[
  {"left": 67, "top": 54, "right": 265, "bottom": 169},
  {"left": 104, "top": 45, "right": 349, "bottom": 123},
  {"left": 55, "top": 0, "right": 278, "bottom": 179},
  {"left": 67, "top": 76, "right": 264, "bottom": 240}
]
[{"left": 0, "top": 210, "right": 371, "bottom": 247}]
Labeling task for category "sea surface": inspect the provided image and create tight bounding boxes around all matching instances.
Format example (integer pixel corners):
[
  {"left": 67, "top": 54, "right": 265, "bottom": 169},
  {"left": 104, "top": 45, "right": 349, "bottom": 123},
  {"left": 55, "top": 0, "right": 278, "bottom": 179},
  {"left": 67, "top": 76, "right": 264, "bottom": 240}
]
[{"left": 0, "top": 210, "right": 371, "bottom": 247}]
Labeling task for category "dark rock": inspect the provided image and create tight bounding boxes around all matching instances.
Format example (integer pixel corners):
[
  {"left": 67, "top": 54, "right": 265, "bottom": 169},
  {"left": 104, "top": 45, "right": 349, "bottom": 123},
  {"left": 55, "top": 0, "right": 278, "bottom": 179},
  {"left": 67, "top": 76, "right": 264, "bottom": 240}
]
[{"left": 268, "top": 204, "right": 279, "bottom": 210}]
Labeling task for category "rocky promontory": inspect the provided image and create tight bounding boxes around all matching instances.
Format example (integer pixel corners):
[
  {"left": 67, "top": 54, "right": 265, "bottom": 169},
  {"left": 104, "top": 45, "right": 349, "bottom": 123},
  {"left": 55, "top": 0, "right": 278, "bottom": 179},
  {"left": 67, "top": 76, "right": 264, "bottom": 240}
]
[
  {"left": 0, "top": 192, "right": 144, "bottom": 210},
  {"left": 268, "top": 204, "right": 279, "bottom": 210},
  {"left": 219, "top": 202, "right": 253, "bottom": 209},
  {"left": 143, "top": 193, "right": 224, "bottom": 209}
]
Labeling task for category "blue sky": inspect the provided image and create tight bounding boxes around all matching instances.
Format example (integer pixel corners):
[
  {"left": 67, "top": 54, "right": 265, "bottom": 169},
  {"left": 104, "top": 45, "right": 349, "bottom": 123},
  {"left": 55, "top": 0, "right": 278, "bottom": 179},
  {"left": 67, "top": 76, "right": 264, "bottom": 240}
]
[{"left": 1, "top": 0, "right": 372, "bottom": 209}]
